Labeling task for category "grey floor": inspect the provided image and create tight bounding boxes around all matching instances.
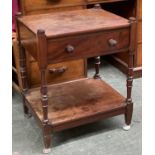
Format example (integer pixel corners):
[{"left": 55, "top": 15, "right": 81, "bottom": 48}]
[{"left": 12, "top": 61, "right": 142, "bottom": 155}]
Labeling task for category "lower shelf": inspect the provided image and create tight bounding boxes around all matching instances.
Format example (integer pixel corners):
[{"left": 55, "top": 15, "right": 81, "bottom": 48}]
[{"left": 25, "top": 78, "right": 126, "bottom": 131}]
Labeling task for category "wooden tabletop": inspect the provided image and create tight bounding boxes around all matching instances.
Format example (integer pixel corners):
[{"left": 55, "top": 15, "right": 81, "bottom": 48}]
[{"left": 18, "top": 9, "right": 129, "bottom": 38}]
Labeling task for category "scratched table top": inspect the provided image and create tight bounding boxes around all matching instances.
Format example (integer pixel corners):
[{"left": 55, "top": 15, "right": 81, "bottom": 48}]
[{"left": 18, "top": 9, "right": 129, "bottom": 38}]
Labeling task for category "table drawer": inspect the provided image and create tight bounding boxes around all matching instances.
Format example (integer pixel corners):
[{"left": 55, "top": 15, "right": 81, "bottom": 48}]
[
  {"left": 29, "top": 59, "right": 86, "bottom": 87},
  {"left": 47, "top": 28, "right": 129, "bottom": 63},
  {"left": 20, "top": 0, "right": 86, "bottom": 15}
]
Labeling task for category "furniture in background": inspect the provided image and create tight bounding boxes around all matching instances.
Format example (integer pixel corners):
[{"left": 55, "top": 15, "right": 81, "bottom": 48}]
[
  {"left": 13, "top": 0, "right": 142, "bottom": 91},
  {"left": 13, "top": 0, "right": 87, "bottom": 91},
  {"left": 99, "top": 0, "right": 142, "bottom": 77},
  {"left": 16, "top": 6, "right": 136, "bottom": 153}
]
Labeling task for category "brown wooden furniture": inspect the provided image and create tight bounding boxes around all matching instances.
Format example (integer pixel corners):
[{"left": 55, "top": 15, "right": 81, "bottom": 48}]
[
  {"left": 99, "top": 0, "right": 142, "bottom": 77},
  {"left": 13, "top": 33, "right": 22, "bottom": 91},
  {"left": 13, "top": 0, "right": 87, "bottom": 91},
  {"left": 13, "top": 0, "right": 141, "bottom": 91},
  {"left": 16, "top": 7, "right": 136, "bottom": 153}
]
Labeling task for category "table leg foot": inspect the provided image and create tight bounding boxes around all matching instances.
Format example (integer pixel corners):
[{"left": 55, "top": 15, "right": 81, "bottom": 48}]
[
  {"left": 94, "top": 75, "right": 101, "bottom": 79},
  {"left": 43, "top": 148, "right": 51, "bottom": 154},
  {"left": 123, "top": 124, "right": 131, "bottom": 131},
  {"left": 42, "top": 124, "right": 51, "bottom": 154},
  {"left": 24, "top": 113, "right": 32, "bottom": 118}
]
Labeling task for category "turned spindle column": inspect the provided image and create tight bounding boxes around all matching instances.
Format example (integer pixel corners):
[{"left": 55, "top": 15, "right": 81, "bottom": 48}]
[
  {"left": 94, "top": 56, "right": 101, "bottom": 79},
  {"left": 93, "top": 4, "right": 102, "bottom": 80},
  {"left": 93, "top": 3, "right": 102, "bottom": 9},
  {"left": 16, "top": 12, "right": 31, "bottom": 117},
  {"left": 37, "top": 29, "right": 51, "bottom": 153},
  {"left": 124, "top": 17, "right": 136, "bottom": 130}
]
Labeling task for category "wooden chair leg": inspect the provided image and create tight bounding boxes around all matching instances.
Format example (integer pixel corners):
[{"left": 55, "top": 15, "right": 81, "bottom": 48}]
[
  {"left": 94, "top": 56, "right": 101, "bottom": 79},
  {"left": 42, "top": 124, "right": 51, "bottom": 154}
]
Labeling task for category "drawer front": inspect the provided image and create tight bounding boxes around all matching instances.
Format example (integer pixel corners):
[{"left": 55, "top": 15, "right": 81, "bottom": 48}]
[
  {"left": 20, "top": 0, "right": 86, "bottom": 15},
  {"left": 29, "top": 59, "right": 86, "bottom": 87},
  {"left": 48, "top": 28, "right": 130, "bottom": 64}
]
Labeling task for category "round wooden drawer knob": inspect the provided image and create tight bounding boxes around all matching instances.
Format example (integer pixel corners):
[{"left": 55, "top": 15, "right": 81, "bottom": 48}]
[
  {"left": 66, "top": 45, "right": 75, "bottom": 53},
  {"left": 108, "top": 39, "right": 117, "bottom": 47}
]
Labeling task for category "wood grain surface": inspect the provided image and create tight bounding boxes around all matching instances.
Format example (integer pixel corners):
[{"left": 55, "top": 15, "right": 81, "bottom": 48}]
[
  {"left": 47, "top": 28, "right": 130, "bottom": 63},
  {"left": 18, "top": 9, "right": 129, "bottom": 38},
  {"left": 26, "top": 78, "right": 126, "bottom": 127},
  {"left": 16, "top": 8, "right": 135, "bottom": 150}
]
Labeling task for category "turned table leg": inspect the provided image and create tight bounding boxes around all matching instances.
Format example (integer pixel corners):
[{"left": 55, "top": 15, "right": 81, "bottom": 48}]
[
  {"left": 16, "top": 12, "right": 31, "bottom": 118},
  {"left": 41, "top": 69, "right": 51, "bottom": 154},
  {"left": 42, "top": 123, "right": 51, "bottom": 154},
  {"left": 20, "top": 46, "right": 31, "bottom": 118},
  {"left": 93, "top": 4, "right": 102, "bottom": 80},
  {"left": 37, "top": 29, "right": 51, "bottom": 153},
  {"left": 123, "top": 17, "right": 136, "bottom": 131},
  {"left": 92, "top": 4, "right": 102, "bottom": 79},
  {"left": 94, "top": 56, "right": 101, "bottom": 79}
]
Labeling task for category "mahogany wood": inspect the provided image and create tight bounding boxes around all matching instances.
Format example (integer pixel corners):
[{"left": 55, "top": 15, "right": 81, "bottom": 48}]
[
  {"left": 18, "top": 0, "right": 127, "bottom": 15},
  {"left": 18, "top": 9, "right": 130, "bottom": 64},
  {"left": 29, "top": 59, "right": 86, "bottom": 87},
  {"left": 16, "top": 12, "right": 31, "bottom": 117},
  {"left": 102, "top": 0, "right": 142, "bottom": 77},
  {"left": 93, "top": 4, "right": 101, "bottom": 80},
  {"left": 14, "top": 0, "right": 140, "bottom": 91},
  {"left": 13, "top": 0, "right": 141, "bottom": 92},
  {"left": 125, "top": 17, "right": 136, "bottom": 125},
  {"left": 18, "top": 0, "right": 86, "bottom": 15},
  {"left": 18, "top": 9, "right": 130, "bottom": 37},
  {"left": 16, "top": 8, "right": 135, "bottom": 151},
  {"left": 137, "top": 43, "right": 142, "bottom": 67},
  {"left": 25, "top": 78, "right": 126, "bottom": 130},
  {"left": 37, "top": 30, "right": 49, "bottom": 124},
  {"left": 13, "top": 0, "right": 87, "bottom": 91},
  {"left": 36, "top": 30, "right": 51, "bottom": 148},
  {"left": 137, "top": 0, "right": 142, "bottom": 20},
  {"left": 138, "top": 21, "right": 142, "bottom": 44}
]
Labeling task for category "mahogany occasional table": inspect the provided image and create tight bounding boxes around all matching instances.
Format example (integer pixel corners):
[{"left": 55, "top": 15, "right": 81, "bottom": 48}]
[{"left": 16, "top": 8, "right": 136, "bottom": 153}]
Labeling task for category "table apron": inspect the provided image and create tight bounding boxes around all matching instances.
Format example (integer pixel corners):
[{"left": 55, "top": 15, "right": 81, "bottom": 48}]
[{"left": 47, "top": 28, "right": 130, "bottom": 64}]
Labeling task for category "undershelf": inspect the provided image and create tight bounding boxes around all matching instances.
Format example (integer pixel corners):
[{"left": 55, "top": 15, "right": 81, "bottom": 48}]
[{"left": 25, "top": 78, "right": 126, "bottom": 131}]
